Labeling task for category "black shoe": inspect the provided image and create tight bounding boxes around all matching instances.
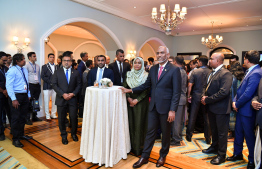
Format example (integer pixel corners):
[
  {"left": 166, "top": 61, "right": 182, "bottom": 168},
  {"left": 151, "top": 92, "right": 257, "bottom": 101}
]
[
  {"left": 186, "top": 135, "right": 192, "bottom": 142},
  {"left": 62, "top": 138, "right": 68, "bottom": 145},
  {"left": 226, "top": 154, "right": 243, "bottom": 161},
  {"left": 133, "top": 157, "right": 148, "bottom": 168},
  {"left": 205, "top": 138, "right": 211, "bottom": 144},
  {"left": 156, "top": 156, "right": 166, "bottom": 167},
  {"left": 210, "top": 155, "right": 226, "bottom": 165},
  {"left": 72, "top": 135, "right": 78, "bottom": 142},
  {"left": 13, "top": 140, "right": 24, "bottom": 148},
  {"left": 247, "top": 161, "right": 255, "bottom": 169},
  {"left": 170, "top": 140, "right": 181, "bottom": 146},
  {"left": 32, "top": 116, "right": 42, "bottom": 122},
  {"left": 202, "top": 146, "right": 218, "bottom": 154},
  {"left": 20, "top": 135, "right": 33, "bottom": 140},
  {"left": 26, "top": 120, "right": 32, "bottom": 125},
  {"left": 0, "top": 134, "right": 5, "bottom": 141}
]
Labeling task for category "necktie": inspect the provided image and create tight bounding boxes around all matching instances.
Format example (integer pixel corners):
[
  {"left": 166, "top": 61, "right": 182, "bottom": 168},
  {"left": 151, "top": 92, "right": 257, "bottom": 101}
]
[
  {"left": 158, "top": 66, "right": 163, "bottom": 80},
  {"left": 119, "top": 62, "right": 123, "bottom": 76},
  {"left": 21, "top": 68, "right": 28, "bottom": 93},
  {"left": 244, "top": 69, "right": 249, "bottom": 77},
  {"left": 98, "top": 68, "right": 103, "bottom": 84},
  {"left": 66, "top": 69, "right": 69, "bottom": 84},
  {"left": 207, "top": 70, "right": 215, "bottom": 84}
]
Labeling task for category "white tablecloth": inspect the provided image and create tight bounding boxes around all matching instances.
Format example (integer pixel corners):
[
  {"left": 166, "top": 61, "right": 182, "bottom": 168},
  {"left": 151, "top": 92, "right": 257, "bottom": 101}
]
[{"left": 80, "top": 86, "right": 131, "bottom": 167}]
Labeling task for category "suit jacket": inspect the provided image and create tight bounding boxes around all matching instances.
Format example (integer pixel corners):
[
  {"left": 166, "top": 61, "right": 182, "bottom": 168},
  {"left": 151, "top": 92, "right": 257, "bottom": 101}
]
[
  {"left": 204, "top": 67, "right": 233, "bottom": 114},
  {"left": 179, "top": 67, "right": 187, "bottom": 105},
  {"left": 252, "top": 78, "right": 262, "bottom": 128},
  {"left": 77, "top": 61, "right": 87, "bottom": 79},
  {"left": 41, "top": 63, "right": 58, "bottom": 90},
  {"left": 133, "top": 62, "right": 181, "bottom": 114},
  {"left": 108, "top": 61, "right": 130, "bottom": 86},
  {"left": 51, "top": 68, "right": 81, "bottom": 106},
  {"left": 87, "top": 67, "right": 114, "bottom": 87},
  {"left": 0, "top": 66, "right": 8, "bottom": 99},
  {"left": 234, "top": 65, "right": 262, "bottom": 117}
]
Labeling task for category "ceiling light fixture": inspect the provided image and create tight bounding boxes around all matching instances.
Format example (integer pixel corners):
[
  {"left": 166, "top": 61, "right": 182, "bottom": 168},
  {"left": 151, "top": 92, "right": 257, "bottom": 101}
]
[
  {"left": 201, "top": 21, "right": 223, "bottom": 49},
  {"left": 151, "top": 0, "right": 187, "bottom": 35}
]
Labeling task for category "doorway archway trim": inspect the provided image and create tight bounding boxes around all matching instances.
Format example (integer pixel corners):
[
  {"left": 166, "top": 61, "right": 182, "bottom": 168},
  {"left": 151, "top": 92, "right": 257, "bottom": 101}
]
[
  {"left": 138, "top": 37, "right": 166, "bottom": 57},
  {"left": 72, "top": 41, "right": 106, "bottom": 55}
]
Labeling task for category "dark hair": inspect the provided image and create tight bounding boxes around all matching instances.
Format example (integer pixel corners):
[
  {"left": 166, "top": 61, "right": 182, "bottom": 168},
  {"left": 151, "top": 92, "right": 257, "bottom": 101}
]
[
  {"left": 174, "top": 56, "right": 184, "bottom": 65},
  {"left": 77, "top": 59, "right": 81, "bottom": 64},
  {"left": 245, "top": 50, "right": 260, "bottom": 64},
  {"left": 190, "top": 59, "right": 198, "bottom": 65},
  {"left": 116, "top": 49, "right": 124, "bottom": 55},
  {"left": 97, "top": 55, "right": 106, "bottom": 60},
  {"left": 124, "top": 59, "right": 129, "bottom": 62},
  {"left": 6, "top": 54, "right": 11, "bottom": 57},
  {"left": 144, "top": 61, "right": 148, "bottom": 68},
  {"left": 231, "top": 55, "right": 239, "bottom": 61},
  {"left": 148, "top": 57, "right": 154, "bottom": 63},
  {"left": 12, "top": 53, "right": 24, "bottom": 66},
  {"left": 58, "top": 55, "right": 63, "bottom": 60},
  {"left": 72, "top": 62, "right": 77, "bottom": 67},
  {"left": 86, "top": 60, "right": 93, "bottom": 67},
  {"left": 48, "top": 53, "right": 54, "bottom": 58},
  {"left": 80, "top": 52, "right": 88, "bottom": 58},
  {"left": 27, "top": 52, "right": 36, "bottom": 59},
  {"left": 62, "top": 51, "right": 73, "bottom": 60},
  {"left": 0, "top": 51, "right": 7, "bottom": 59},
  {"left": 169, "top": 56, "right": 175, "bottom": 62},
  {"left": 198, "top": 55, "right": 208, "bottom": 66}
]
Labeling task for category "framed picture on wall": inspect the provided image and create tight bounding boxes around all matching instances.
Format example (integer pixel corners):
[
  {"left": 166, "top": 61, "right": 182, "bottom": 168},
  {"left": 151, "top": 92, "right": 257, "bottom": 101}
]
[{"left": 177, "top": 52, "right": 202, "bottom": 64}]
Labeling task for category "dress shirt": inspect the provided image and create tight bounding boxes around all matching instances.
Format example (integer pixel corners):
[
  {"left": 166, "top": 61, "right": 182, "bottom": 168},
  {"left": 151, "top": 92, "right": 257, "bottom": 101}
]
[
  {"left": 24, "top": 61, "right": 41, "bottom": 84},
  {"left": 63, "top": 67, "right": 71, "bottom": 83},
  {"left": 96, "top": 66, "right": 105, "bottom": 82},
  {"left": 6, "top": 65, "right": 31, "bottom": 101},
  {"left": 245, "top": 64, "right": 258, "bottom": 77},
  {"left": 116, "top": 60, "right": 123, "bottom": 83},
  {"left": 158, "top": 60, "right": 168, "bottom": 74},
  {"left": 49, "top": 62, "right": 55, "bottom": 74},
  {"left": 207, "top": 64, "right": 224, "bottom": 82},
  {"left": 82, "top": 60, "right": 87, "bottom": 68}
]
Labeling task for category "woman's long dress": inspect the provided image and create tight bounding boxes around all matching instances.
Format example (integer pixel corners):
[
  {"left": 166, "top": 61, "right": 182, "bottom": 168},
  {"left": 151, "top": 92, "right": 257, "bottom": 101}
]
[{"left": 123, "top": 80, "right": 149, "bottom": 156}]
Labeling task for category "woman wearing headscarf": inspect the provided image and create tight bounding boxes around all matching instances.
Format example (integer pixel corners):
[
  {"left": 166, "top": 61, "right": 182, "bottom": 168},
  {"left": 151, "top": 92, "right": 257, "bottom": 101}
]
[{"left": 123, "top": 57, "right": 149, "bottom": 156}]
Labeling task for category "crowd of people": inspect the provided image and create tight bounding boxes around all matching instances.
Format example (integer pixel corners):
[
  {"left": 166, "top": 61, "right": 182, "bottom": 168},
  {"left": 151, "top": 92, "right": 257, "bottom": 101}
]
[{"left": 0, "top": 47, "right": 262, "bottom": 169}]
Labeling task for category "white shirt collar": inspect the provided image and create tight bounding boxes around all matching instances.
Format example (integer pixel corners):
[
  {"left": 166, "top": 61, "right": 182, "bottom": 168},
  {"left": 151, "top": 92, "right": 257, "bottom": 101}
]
[
  {"left": 159, "top": 60, "right": 168, "bottom": 69},
  {"left": 213, "top": 64, "right": 224, "bottom": 74}
]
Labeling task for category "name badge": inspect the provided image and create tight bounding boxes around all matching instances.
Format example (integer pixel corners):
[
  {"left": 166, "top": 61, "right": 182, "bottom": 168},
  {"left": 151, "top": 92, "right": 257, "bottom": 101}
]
[
  {"left": 24, "top": 85, "right": 27, "bottom": 90},
  {"left": 34, "top": 74, "right": 38, "bottom": 81}
]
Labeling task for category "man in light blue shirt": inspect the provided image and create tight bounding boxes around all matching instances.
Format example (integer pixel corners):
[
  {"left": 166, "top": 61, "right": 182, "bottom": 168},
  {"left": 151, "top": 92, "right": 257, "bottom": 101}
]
[{"left": 6, "top": 53, "right": 33, "bottom": 148}]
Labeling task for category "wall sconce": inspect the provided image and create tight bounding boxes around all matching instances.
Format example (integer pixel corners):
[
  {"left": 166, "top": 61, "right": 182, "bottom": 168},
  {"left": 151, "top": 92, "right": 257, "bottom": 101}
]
[
  {"left": 12, "top": 36, "right": 30, "bottom": 53},
  {"left": 44, "top": 36, "right": 50, "bottom": 44}
]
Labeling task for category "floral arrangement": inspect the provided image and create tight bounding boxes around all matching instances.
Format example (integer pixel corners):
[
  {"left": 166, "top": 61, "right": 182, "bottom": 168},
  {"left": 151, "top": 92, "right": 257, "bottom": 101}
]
[{"left": 100, "top": 78, "right": 113, "bottom": 87}]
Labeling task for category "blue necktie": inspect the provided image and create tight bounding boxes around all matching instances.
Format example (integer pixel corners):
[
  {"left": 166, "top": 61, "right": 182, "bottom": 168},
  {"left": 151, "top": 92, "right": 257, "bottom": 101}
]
[
  {"left": 66, "top": 69, "right": 69, "bottom": 84},
  {"left": 21, "top": 68, "right": 28, "bottom": 93},
  {"left": 98, "top": 68, "right": 103, "bottom": 85}
]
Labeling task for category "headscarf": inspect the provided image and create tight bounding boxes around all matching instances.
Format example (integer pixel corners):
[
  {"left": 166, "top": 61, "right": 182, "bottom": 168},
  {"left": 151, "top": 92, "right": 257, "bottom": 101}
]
[{"left": 126, "top": 57, "right": 148, "bottom": 88}]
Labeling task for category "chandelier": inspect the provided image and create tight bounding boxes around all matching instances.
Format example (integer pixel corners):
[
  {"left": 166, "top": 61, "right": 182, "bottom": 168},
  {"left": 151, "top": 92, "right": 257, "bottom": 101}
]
[
  {"left": 151, "top": 0, "right": 187, "bottom": 35},
  {"left": 201, "top": 21, "right": 223, "bottom": 49}
]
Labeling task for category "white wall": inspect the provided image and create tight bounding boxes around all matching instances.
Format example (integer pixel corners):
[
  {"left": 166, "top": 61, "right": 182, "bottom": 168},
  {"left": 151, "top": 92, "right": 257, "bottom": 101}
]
[{"left": 140, "top": 43, "right": 155, "bottom": 60}]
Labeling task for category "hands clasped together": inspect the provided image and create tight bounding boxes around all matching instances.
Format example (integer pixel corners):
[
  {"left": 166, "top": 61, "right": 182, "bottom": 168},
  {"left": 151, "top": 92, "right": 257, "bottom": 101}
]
[{"left": 62, "top": 93, "right": 74, "bottom": 101}]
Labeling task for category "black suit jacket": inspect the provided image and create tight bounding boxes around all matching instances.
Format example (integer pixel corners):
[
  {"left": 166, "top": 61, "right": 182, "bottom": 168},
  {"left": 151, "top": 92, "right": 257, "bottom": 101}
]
[
  {"left": 41, "top": 63, "right": 58, "bottom": 90},
  {"left": 51, "top": 68, "right": 81, "bottom": 106},
  {"left": 87, "top": 67, "right": 114, "bottom": 87},
  {"left": 133, "top": 62, "right": 181, "bottom": 114},
  {"left": 204, "top": 67, "right": 233, "bottom": 114},
  {"left": 0, "top": 66, "right": 8, "bottom": 99},
  {"left": 77, "top": 61, "right": 87, "bottom": 79},
  {"left": 108, "top": 61, "right": 130, "bottom": 86},
  {"left": 252, "top": 78, "right": 262, "bottom": 128}
]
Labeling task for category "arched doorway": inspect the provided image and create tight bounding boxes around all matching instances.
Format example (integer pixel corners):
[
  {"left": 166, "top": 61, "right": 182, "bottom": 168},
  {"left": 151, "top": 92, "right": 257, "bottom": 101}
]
[{"left": 210, "top": 46, "right": 235, "bottom": 66}]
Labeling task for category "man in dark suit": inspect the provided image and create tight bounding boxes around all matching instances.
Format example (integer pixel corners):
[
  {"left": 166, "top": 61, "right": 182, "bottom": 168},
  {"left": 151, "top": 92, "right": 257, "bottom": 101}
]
[
  {"left": 51, "top": 51, "right": 81, "bottom": 145},
  {"left": 0, "top": 51, "right": 11, "bottom": 141},
  {"left": 227, "top": 50, "right": 262, "bottom": 169},
  {"left": 108, "top": 49, "right": 130, "bottom": 86},
  {"left": 187, "top": 55, "right": 211, "bottom": 144},
  {"left": 201, "top": 53, "right": 232, "bottom": 165},
  {"left": 87, "top": 55, "right": 114, "bottom": 87},
  {"left": 77, "top": 52, "right": 88, "bottom": 118},
  {"left": 41, "top": 53, "right": 58, "bottom": 121},
  {"left": 120, "top": 46, "right": 181, "bottom": 168}
]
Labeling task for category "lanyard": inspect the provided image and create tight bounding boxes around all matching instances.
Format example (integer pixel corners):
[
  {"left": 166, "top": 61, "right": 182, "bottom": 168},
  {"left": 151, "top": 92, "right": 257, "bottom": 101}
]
[
  {"left": 15, "top": 66, "right": 28, "bottom": 86},
  {"left": 29, "top": 62, "right": 36, "bottom": 73}
]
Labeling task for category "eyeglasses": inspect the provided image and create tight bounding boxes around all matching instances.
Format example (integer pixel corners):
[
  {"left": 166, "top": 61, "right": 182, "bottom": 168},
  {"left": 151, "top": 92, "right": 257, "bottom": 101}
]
[{"left": 63, "top": 60, "right": 72, "bottom": 62}]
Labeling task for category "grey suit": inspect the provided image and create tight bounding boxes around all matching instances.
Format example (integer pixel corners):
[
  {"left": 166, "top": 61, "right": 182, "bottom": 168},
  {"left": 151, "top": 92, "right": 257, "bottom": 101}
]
[
  {"left": 204, "top": 67, "right": 232, "bottom": 157},
  {"left": 172, "top": 67, "right": 187, "bottom": 142},
  {"left": 133, "top": 62, "right": 181, "bottom": 158}
]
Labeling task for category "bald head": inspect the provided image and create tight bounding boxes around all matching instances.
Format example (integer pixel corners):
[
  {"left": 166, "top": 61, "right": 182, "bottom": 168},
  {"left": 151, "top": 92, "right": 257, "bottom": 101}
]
[
  {"left": 105, "top": 55, "right": 110, "bottom": 64},
  {"left": 209, "top": 53, "right": 224, "bottom": 69},
  {"left": 158, "top": 46, "right": 169, "bottom": 54}
]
